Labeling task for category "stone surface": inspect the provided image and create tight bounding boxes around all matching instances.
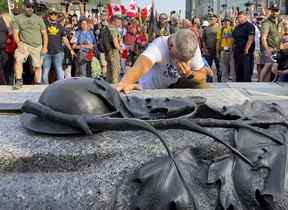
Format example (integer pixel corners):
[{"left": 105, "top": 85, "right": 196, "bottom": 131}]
[
  {"left": 0, "top": 83, "right": 288, "bottom": 209},
  {"left": 0, "top": 114, "right": 231, "bottom": 209}
]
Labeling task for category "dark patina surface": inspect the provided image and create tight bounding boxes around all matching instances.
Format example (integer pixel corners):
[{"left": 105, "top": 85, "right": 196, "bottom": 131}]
[{"left": 1, "top": 78, "right": 288, "bottom": 209}]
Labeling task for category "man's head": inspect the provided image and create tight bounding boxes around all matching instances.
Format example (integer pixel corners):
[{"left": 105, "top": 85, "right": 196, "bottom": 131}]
[
  {"left": 208, "top": 14, "right": 218, "bottom": 26},
  {"left": 48, "top": 8, "right": 58, "bottom": 22},
  {"left": 237, "top": 11, "right": 248, "bottom": 25},
  {"left": 111, "top": 15, "right": 122, "bottom": 28},
  {"left": 170, "top": 16, "right": 178, "bottom": 25},
  {"left": 24, "top": 0, "right": 34, "bottom": 17},
  {"left": 80, "top": 18, "right": 88, "bottom": 31},
  {"left": 192, "top": 17, "right": 201, "bottom": 26},
  {"left": 159, "top": 13, "right": 168, "bottom": 26},
  {"left": 101, "top": 10, "right": 109, "bottom": 24},
  {"left": 182, "top": 19, "right": 192, "bottom": 29},
  {"left": 71, "top": 14, "right": 78, "bottom": 26},
  {"left": 269, "top": 4, "right": 280, "bottom": 19},
  {"left": 168, "top": 29, "right": 198, "bottom": 63},
  {"left": 222, "top": 17, "right": 232, "bottom": 27}
]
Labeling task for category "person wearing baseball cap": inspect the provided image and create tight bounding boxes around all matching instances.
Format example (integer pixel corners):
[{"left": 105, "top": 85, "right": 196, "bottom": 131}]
[
  {"left": 202, "top": 14, "right": 221, "bottom": 81},
  {"left": 12, "top": 0, "right": 48, "bottom": 89},
  {"left": 259, "top": 3, "right": 284, "bottom": 81},
  {"left": 216, "top": 16, "right": 235, "bottom": 82},
  {"left": 42, "top": 7, "right": 75, "bottom": 84},
  {"left": 269, "top": 4, "right": 280, "bottom": 12}
]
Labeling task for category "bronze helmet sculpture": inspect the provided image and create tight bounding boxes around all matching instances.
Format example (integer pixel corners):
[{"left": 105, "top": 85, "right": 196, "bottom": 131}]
[{"left": 20, "top": 78, "right": 288, "bottom": 210}]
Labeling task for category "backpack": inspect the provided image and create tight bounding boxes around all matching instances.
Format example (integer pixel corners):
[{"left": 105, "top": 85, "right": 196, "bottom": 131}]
[
  {"left": 5, "top": 34, "right": 17, "bottom": 55},
  {"left": 124, "top": 32, "right": 136, "bottom": 46},
  {"left": 97, "top": 25, "right": 115, "bottom": 53}
]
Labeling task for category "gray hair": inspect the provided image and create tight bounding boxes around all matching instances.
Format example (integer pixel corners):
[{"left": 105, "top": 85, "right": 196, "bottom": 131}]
[{"left": 172, "top": 29, "right": 198, "bottom": 61}]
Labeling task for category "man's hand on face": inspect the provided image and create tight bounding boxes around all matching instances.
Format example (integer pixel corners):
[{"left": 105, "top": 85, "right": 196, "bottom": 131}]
[
  {"left": 115, "top": 82, "right": 142, "bottom": 94},
  {"left": 176, "top": 61, "right": 193, "bottom": 78}
]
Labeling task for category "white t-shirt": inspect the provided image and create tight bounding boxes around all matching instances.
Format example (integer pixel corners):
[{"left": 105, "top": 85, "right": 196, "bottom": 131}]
[{"left": 139, "top": 36, "right": 204, "bottom": 89}]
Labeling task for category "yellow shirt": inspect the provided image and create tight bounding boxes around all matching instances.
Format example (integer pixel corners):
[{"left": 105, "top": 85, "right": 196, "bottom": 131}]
[{"left": 216, "top": 26, "right": 234, "bottom": 49}]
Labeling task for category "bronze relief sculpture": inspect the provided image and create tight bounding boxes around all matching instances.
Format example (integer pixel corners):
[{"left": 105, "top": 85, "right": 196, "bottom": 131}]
[{"left": 20, "top": 78, "right": 288, "bottom": 210}]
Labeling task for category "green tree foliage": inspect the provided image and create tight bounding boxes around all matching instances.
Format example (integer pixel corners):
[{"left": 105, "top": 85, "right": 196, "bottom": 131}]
[{"left": 0, "top": 0, "right": 9, "bottom": 13}]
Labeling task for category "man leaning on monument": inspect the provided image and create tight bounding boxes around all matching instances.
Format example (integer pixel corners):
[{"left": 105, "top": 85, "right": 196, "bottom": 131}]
[
  {"left": 116, "top": 29, "right": 211, "bottom": 93},
  {"left": 13, "top": 0, "right": 48, "bottom": 90}
]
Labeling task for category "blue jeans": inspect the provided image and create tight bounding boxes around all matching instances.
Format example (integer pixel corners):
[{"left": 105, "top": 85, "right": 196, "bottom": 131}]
[
  {"left": 277, "top": 74, "right": 288, "bottom": 82},
  {"left": 42, "top": 52, "right": 64, "bottom": 84}
]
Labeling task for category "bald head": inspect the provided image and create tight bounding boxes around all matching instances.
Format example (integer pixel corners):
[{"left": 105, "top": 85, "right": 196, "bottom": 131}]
[{"left": 171, "top": 29, "right": 198, "bottom": 62}]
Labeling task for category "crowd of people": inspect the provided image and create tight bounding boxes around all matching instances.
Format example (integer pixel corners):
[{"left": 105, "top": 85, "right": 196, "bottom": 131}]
[{"left": 0, "top": 0, "right": 287, "bottom": 91}]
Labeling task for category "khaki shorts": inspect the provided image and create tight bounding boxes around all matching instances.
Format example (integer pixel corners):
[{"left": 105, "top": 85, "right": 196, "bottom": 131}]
[
  {"left": 99, "top": 53, "right": 107, "bottom": 66},
  {"left": 14, "top": 43, "right": 42, "bottom": 68},
  {"left": 254, "top": 50, "right": 261, "bottom": 65}
]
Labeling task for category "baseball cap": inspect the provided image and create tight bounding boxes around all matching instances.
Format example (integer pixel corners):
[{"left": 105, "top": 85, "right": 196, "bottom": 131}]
[
  {"left": 24, "top": 0, "right": 34, "bottom": 8},
  {"left": 48, "top": 7, "right": 58, "bottom": 14},
  {"left": 202, "top": 20, "right": 209, "bottom": 27},
  {"left": 269, "top": 4, "right": 280, "bottom": 11}
]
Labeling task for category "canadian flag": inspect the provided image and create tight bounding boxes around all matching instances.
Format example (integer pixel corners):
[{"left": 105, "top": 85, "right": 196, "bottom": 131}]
[
  {"left": 141, "top": 6, "right": 150, "bottom": 18},
  {"left": 120, "top": 5, "right": 126, "bottom": 16},
  {"left": 127, "top": 0, "right": 137, "bottom": 18},
  {"left": 107, "top": 4, "right": 125, "bottom": 17}
]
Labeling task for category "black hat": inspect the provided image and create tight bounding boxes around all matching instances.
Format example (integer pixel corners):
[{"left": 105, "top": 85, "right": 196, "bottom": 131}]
[
  {"left": 269, "top": 4, "right": 280, "bottom": 11},
  {"left": 20, "top": 78, "right": 205, "bottom": 135}
]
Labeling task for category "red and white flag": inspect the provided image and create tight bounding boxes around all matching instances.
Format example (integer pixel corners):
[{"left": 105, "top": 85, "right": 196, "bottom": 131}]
[
  {"left": 127, "top": 0, "right": 137, "bottom": 17},
  {"left": 120, "top": 4, "right": 126, "bottom": 16},
  {"left": 141, "top": 6, "right": 150, "bottom": 18},
  {"left": 107, "top": 3, "right": 125, "bottom": 17}
]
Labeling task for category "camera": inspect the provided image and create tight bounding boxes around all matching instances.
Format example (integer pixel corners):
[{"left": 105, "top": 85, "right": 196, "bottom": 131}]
[
  {"left": 271, "top": 52, "right": 279, "bottom": 63},
  {"left": 91, "top": 8, "right": 99, "bottom": 14}
]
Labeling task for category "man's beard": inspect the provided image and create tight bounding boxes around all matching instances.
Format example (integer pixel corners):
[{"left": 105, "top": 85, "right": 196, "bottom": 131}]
[
  {"left": 271, "top": 14, "right": 279, "bottom": 19},
  {"left": 25, "top": 10, "right": 33, "bottom": 17}
]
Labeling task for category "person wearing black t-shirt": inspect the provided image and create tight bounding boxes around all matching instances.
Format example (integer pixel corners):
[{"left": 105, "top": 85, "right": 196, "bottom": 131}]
[
  {"left": 232, "top": 12, "right": 255, "bottom": 82},
  {"left": 42, "top": 8, "right": 75, "bottom": 84}
]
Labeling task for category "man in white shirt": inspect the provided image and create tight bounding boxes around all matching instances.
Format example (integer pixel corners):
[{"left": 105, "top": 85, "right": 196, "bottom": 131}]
[{"left": 116, "top": 29, "right": 209, "bottom": 93}]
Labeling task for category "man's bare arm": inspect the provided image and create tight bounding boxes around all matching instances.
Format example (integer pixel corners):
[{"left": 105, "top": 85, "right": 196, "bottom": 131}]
[
  {"left": 116, "top": 55, "right": 154, "bottom": 93},
  {"left": 63, "top": 36, "right": 75, "bottom": 56},
  {"left": 261, "top": 33, "right": 271, "bottom": 53},
  {"left": 244, "top": 35, "right": 254, "bottom": 54},
  {"left": 13, "top": 30, "right": 21, "bottom": 46},
  {"left": 41, "top": 29, "right": 48, "bottom": 51}
]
